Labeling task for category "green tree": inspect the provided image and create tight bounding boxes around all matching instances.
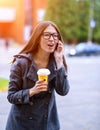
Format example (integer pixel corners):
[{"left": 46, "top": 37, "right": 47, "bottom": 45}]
[
  {"left": 44, "top": 0, "right": 100, "bottom": 43},
  {"left": 92, "top": 0, "right": 100, "bottom": 42},
  {"left": 76, "top": 0, "right": 90, "bottom": 42},
  {"left": 44, "top": 0, "right": 80, "bottom": 43},
  {"left": 77, "top": 0, "right": 100, "bottom": 43}
]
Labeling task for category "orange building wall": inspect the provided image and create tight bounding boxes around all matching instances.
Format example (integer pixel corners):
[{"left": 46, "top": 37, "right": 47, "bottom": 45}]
[
  {"left": 13, "top": 0, "right": 25, "bottom": 44},
  {"left": 32, "top": 0, "right": 46, "bottom": 27},
  {"left": 0, "top": 0, "right": 25, "bottom": 44},
  {"left": 0, "top": 0, "right": 46, "bottom": 44}
]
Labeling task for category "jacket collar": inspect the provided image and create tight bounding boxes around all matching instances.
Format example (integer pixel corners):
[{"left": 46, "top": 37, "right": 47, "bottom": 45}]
[
  {"left": 14, "top": 53, "right": 33, "bottom": 62},
  {"left": 14, "top": 53, "right": 57, "bottom": 82},
  {"left": 26, "top": 54, "right": 57, "bottom": 82}
]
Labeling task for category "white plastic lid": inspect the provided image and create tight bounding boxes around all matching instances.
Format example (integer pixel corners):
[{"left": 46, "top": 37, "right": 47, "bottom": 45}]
[{"left": 37, "top": 68, "right": 50, "bottom": 75}]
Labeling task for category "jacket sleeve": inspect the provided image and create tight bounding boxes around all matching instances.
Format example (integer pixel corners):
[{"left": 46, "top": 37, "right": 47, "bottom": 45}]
[
  {"left": 55, "top": 66, "right": 70, "bottom": 96},
  {"left": 7, "top": 59, "right": 30, "bottom": 104}
]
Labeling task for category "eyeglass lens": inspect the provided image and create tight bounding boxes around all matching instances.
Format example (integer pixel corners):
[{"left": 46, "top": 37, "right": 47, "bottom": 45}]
[{"left": 43, "top": 32, "right": 59, "bottom": 40}]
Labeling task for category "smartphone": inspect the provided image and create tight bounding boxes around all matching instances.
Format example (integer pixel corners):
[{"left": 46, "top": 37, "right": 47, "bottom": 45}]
[{"left": 55, "top": 42, "right": 58, "bottom": 50}]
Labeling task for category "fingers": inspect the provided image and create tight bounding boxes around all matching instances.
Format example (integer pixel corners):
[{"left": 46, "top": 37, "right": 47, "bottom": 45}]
[
  {"left": 57, "top": 41, "right": 63, "bottom": 52},
  {"left": 36, "top": 79, "right": 48, "bottom": 86},
  {"left": 29, "top": 80, "right": 48, "bottom": 96},
  {"left": 58, "top": 40, "right": 63, "bottom": 46},
  {"left": 35, "top": 80, "right": 48, "bottom": 92}
]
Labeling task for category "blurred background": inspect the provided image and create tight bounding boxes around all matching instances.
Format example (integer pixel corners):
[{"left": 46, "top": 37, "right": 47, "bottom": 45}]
[
  {"left": 0, "top": 0, "right": 100, "bottom": 130},
  {"left": 0, "top": 0, "right": 100, "bottom": 45}
]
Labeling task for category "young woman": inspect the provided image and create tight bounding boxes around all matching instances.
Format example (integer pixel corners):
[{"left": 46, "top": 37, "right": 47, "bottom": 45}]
[{"left": 6, "top": 21, "right": 70, "bottom": 130}]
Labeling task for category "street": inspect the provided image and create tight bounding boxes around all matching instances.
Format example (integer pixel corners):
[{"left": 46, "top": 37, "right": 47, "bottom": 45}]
[
  {"left": 57, "top": 56, "right": 100, "bottom": 130},
  {"left": 0, "top": 56, "right": 100, "bottom": 130}
]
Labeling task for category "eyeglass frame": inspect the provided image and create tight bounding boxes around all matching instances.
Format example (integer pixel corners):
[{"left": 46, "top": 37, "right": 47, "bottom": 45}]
[{"left": 42, "top": 32, "right": 59, "bottom": 41}]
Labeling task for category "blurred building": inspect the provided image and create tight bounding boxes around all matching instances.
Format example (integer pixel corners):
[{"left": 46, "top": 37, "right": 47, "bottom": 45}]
[{"left": 0, "top": 0, "right": 46, "bottom": 44}]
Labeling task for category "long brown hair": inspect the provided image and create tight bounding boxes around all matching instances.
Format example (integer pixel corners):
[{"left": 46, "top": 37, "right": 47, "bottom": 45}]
[{"left": 13, "top": 21, "right": 68, "bottom": 71}]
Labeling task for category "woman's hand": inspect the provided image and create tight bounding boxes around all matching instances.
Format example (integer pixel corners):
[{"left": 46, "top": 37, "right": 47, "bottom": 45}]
[
  {"left": 54, "top": 40, "right": 63, "bottom": 69},
  {"left": 29, "top": 80, "right": 48, "bottom": 97}
]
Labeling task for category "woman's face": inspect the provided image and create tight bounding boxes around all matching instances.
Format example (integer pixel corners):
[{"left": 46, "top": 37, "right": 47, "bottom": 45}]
[{"left": 39, "top": 25, "right": 59, "bottom": 53}]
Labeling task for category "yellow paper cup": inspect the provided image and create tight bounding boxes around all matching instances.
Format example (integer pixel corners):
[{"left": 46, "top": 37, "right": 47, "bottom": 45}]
[{"left": 37, "top": 69, "right": 50, "bottom": 82}]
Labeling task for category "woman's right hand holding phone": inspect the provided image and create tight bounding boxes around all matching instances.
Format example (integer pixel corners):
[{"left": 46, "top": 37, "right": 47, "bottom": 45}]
[{"left": 54, "top": 40, "right": 63, "bottom": 69}]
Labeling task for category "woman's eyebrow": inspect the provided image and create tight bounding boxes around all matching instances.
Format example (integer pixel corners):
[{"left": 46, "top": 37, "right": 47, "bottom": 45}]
[{"left": 43, "top": 32, "right": 58, "bottom": 34}]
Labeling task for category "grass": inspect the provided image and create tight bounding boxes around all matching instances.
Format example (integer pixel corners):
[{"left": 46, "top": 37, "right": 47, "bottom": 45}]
[{"left": 0, "top": 78, "right": 8, "bottom": 92}]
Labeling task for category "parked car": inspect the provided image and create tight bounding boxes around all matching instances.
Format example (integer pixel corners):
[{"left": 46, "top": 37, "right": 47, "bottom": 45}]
[{"left": 68, "top": 42, "right": 100, "bottom": 56}]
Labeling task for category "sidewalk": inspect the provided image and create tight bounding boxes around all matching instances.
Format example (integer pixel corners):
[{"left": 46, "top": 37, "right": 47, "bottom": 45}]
[{"left": 0, "top": 43, "right": 23, "bottom": 79}]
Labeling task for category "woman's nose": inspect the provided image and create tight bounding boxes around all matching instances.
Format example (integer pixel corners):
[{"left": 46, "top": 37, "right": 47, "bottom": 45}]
[{"left": 49, "top": 35, "right": 54, "bottom": 40}]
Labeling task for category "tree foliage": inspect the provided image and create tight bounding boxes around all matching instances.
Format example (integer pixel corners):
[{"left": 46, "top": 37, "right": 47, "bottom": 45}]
[
  {"left": 44, "top": 0, "right": 100, "bottom": 43},
  {"left": 44, "top": 0, "right": 80, "bottom": 43},
  {"left": 92, "top": 0, "right": 100, "bottom": 42}
]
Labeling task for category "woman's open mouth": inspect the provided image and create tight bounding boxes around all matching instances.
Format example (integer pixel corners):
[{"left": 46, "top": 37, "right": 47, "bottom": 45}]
[{"left": 47, "top": 44, "right": 54, "bottom": 48}]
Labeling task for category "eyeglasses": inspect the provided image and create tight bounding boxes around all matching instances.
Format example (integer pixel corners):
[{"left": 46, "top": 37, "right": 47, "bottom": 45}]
[{"left": 42, "top": 32, "right": 59, "bottom": 41}]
